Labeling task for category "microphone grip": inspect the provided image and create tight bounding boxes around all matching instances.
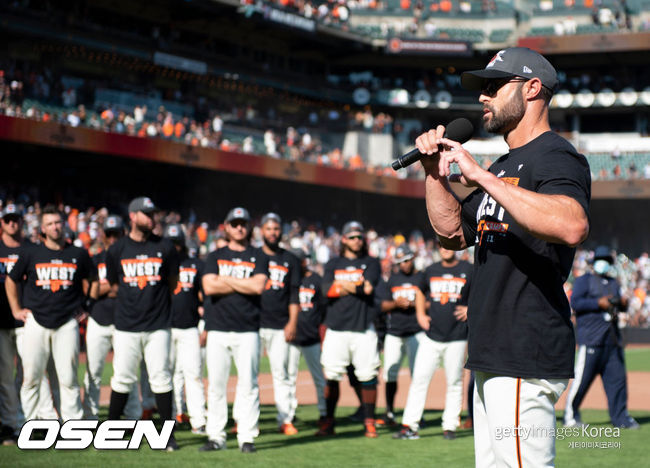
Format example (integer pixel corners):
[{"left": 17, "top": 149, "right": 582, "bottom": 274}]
[{"left": 391, "top": 148, "right": 423, "bottom": 170}]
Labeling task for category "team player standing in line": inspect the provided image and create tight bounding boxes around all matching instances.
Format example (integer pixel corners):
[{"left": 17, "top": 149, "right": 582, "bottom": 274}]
[
  {"left": 6, "top": 205, "right": 93, "bottom": 423},
  {"left": 377, "top": 244, "right": 425, "bottom": 427},
  {"left": 104, "top": 197, "right": 179, "bottom": 451},
  {"left": 200, "top": 207, "right": 268, "bottom": 453},
  {"left": 258, "top": 213, "right": 302, "bottom": 435},
  {"left": 417, "top": 47, "right": 590, "bottom": 466},
  {"left": 317, "top": 221, "right": 381, "bottom": 438},
  {"left": 394, "top": 244, "right": 472, "bottom": 440},
  {"left": 164, "top": 223, "right": 207, "bottom": 434}
]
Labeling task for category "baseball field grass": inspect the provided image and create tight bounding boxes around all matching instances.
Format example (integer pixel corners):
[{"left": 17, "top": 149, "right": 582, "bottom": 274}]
[{"left": 2, "top": 405, "right": 648, "bottom": 467}]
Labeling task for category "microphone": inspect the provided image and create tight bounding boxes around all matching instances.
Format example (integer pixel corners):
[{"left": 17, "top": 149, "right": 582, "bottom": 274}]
[{"left": 391, "top": 118, "right": 474, "bottom": 171}]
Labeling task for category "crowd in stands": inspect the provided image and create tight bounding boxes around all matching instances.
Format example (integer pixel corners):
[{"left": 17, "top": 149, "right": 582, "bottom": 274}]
[{"left": 2, "top": 196, "right": 649, "bottom": 328}]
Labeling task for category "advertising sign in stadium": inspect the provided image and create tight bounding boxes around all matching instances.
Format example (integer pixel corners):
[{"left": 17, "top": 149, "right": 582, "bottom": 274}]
[{"left": 385, "top": 38, "right": 472, "bottom": 56}]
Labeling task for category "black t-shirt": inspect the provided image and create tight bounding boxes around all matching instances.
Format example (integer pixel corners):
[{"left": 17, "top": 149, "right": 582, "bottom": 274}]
[
  {"left": 460, "top": 131, "right": 590, "bottom": 379},
  {"left": 91, "top": 250, "right": 115, "bottom": 327},
  {"left": 378, "top": 271, "right": 424, "bottom": 337},
  {"left": 203, "top": 246, "right": 268, "bottom": 332},
  {"left": 106, "top": 235, "right": 179, "bottom": 332},
  {"left": 322, "top": 255, "right": 381, "bottom": 332},
  {"left": 171, "top": 255, "right": 203, "bottom": 329},
  {"left": 0, "top": 239, "right": 26, "bottom": 329},
  {"left": 294, "top": 272, "right": 324, "bottom": 347},
  {"left": 9, "top": 242, "right": 93, "bottom": 329},
  {"left": 421, "top": 261, "right": 472, "bottom": 342},
  {"left": 260, "top": 248, "right": 301, "bottom": 330}
]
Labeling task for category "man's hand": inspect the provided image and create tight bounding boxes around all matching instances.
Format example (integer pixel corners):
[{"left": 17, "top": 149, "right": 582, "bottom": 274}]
[
  {"left": 199, "top": 330, "right": 207, "bottom": 347},
  {"left": 453, "top": 305, "right": 468, "bottom": 322},
  {"left": 417, "top": 313, "right": 431, "bottom": 331},
  {"left": 437, "top": 137, "right": 484, "bottom": 187},
  {"left": 284, "top": 321, "right": 297, "bottom": 342},
  {"left": 76, "top": 310, "right": 89, "bottom": 323},
  {"left": 13, "top": 308, "right": 32, "bottom": 322},
  {"left": 395, "top": 296, "right": 411, "bottom": 309},
  {"left": 198, "top": 306, "right": 205, "bottom": 318},
  {"left": 598, "top": 295, "right": 613, "bottom": 310}
]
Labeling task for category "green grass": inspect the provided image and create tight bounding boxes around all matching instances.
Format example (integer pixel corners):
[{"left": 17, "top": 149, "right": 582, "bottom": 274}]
[
  {"left": 622, "top": 347, "right": 650, "bottom": 372},
  {"left": 2, "top": 406, "right": 648, "bottom": 467}
]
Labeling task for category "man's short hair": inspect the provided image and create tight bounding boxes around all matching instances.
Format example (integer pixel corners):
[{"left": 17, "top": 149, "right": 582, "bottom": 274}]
[{"left": 39, "top": 204, "right": 61, "bottom": 224}]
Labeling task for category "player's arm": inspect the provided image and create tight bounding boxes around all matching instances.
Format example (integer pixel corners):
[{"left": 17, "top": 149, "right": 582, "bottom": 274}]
[
  {"left": 202, "top": 273, "right": 235, "bottom": 296},
  {"left": 5, "top": 276, "right": 31, "bottom": 322},
  {"left": 285, "top": 303, "right": 299, "bottom": 342},
  {"left": 415, "top": 288, "right": 430, "bottom": 330},
  {"left": 570, "top": 275, "right": 605, "bottom": 314},
  {"left": 222, "top": 273, "right": 267, "bottom": 295}
]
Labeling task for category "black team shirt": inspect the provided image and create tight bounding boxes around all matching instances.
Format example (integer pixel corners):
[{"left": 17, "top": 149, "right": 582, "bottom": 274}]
[
  {"left": 106, "top": 235, "right": 179, "bottom": 332},
  {"left": 294, "top": 272, "right": 324, "bottom": 347},
  {"left": 260, "top": 248, "right": 301, "bottom": 330},
  {"left": 322, "top": 254, "right": 381, "bottom": 332},
  {"left": 9, "top": 242, "right": 93, "bottom": 329},
  {"left": 171, "top": 255, "right": 203, "bottom": 329},
  {"left": 203, "top": 246, "right": 268, "bottom": 332},
  {"left": 420, "top": 261, "right": 472, "bottom": 342},
  {"left": 90, "top": 250, "right": 115, "bottom": 326},
  {"left": 0, "top": 239, "right": 24, "bottom": 329},
  {"left": 378, "top": 270, "right": 424, "bottom": 337},
  {"left": 460, "top": 131, "right": 591, "bottom": 379}
]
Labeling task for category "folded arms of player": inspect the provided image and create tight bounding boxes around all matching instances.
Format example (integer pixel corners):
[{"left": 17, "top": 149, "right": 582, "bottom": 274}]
[
  {"left": 202, "top": 273, "right": 267, "bottom": 296},
  {"left": 416, "top": 127, "right": 589, "bottom": 250},
  {"left": 326, "top": 279, "right": 373, "bottom": 298}
]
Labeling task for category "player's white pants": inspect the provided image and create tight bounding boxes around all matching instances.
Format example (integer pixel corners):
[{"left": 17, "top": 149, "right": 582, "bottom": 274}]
[
  {"left": 170, "top": 326, "right": 206, "bottom": 429},
  {"left": 206, "top": 331, "right": 260, "bottom": 447},
  {"left": 0, "top": 328, "right": 21, "bottom": 429},
  {"left": 473, "top": 371, "right": 567, "bottom": 468},
  {"left": 14, "top": 326, "right": 59, "bottom": 422},
  {"left": 111, "top": 329, "right": 172, "bottom": 394},
  {"left": 82, "top": 317, "right": 142, "bottom": 419},
  {"left": 20, "top": 316, "right": 82, "bottom": 421},
  {"left": 382, "top": 332, "right": 424, "bottom": 382},
  {"left": 321, "top": 326, "right": 381, "bottom": 382},
  {"left": 299, "top": 342, "right": 326, "bottom": 417},
  {"left": 402, "top": 336, "right": 466, "bottom": 432},
  {"left": 260, "top": 327, "right": 300, "bottom": 425}
]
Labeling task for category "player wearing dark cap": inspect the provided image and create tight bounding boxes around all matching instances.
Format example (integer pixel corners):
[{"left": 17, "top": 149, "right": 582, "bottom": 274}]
[
  {"left": 258, "top": 212, "right": 302, "bottom": 435},
  {"left": 415, "top": 47, "right": 590, "bottom": 465},
  {"left": 6, "top": 205, "right": 93, "bottom": 423},
  {"left": 317, "top": 221, "right": 381, "bottom": 438},
  {"left": 200, "top": 207, "right": 268, "bottom": 454},
  {"left": 564, "top": 246, "right": 639, "bottom": 429},
  {"left": 377, "top": 244, "right": 425, "bottom": 426},
  {"left": 290, "top": 248, "right": 327, "bottom": 422},
  {"left": 164, "top": 223, "right": 207, "bottom": 434},
  {"left": 82, "top": 215, "right": 141, "bottom": 420},
  {"left": 394, "top": 244, "right": 472, "bottom": 440},
  {"left": 104, "top": 197, "right": 180, "bottom": 451}
]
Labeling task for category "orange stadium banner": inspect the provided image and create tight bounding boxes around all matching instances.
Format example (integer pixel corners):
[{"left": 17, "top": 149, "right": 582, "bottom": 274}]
[
  {"left": 0, "top": 115, "right": 425, "bottom": 198},
  {"left": 517, "top": 32, "right": 650, "bottom": 54}
]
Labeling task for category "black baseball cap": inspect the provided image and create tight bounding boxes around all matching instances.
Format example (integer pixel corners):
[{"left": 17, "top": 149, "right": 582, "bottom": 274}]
[
  {"left": 128, "top": 196, "right": 158, "bottom": 214},
  {"left": 261, "top": 212, "right": 282, "bottom": 226},
  {"left": 342, "top": 221, "right": 364, "bottom": 236},
  {"left": 394, "top": 244, "right": 415, "bottom": 264},
  {"left": 593, "top": 245, "right": 614, "bottom": 264},
  {"left": 103, "top": 215, "right": 124, "bottom": 232},
  {"left": 461, "top": 47, "right": 558, "bottom": 92},
  {"left": 1, "top": 203, "right": 22, "bottom": 219},
  {"left": 164, "top": 223, "right": 185, "bottom": 242},
  {"left": 225, "top": 207, "right": 250, "bottom": 224}
]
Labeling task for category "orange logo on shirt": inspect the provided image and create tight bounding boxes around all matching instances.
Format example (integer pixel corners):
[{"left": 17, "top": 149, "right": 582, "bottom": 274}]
[
  {"left": 35, "top": 262, "right": 78, "bottom": 292},
  {"left": 266, "top": 264, "right": 289, "bottom": 290},
  {"left": 175, "top": 266, "right": 197, "bottom": 294},
  {"left": 334, "top": 268, "right": 364, "bottom": 284},
  {"left": 429, "top": 276, "right": 466, "bottom": 305},
  {"left": 121, "top": 258, "right": 163, "bottom": 289}
]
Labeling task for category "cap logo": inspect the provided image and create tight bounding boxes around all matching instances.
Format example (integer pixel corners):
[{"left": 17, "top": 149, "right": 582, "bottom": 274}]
[
  {"left": 170, "top": 226, "right": 178, "bottom": 236},
  {"left": 523, "top": 66, "right": 532, "bottom": 74},
  {"left": 486, "top": 50, "right": 505, "bottom": 69},
  {"left": 234, "top": 208, "right": 244, "bottom": 217},
  {"left": 107, "top": 219, "right": 117, "bottom": 228},
  {"left": 143, "top": 198, "right": 154, "bottom": 208}
]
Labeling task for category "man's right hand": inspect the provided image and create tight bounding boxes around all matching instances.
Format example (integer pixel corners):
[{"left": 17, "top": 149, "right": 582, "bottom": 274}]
[
  {"left": 13, "top": 308, "right": 32, "bottom": 322},
  {"left": 598, "top": 295, "right": 612, "bottom": 310},
  {"left": 417, "top": 313, "right": 431, "bottom": 331}
]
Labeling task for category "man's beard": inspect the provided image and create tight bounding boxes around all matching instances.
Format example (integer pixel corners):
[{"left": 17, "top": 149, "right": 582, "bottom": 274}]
[
  {"left": 264, "top": 237, "right": 280, "bottom": 250},
  {"left": 484, "top": 88, "right": 525, "bottom": 134},
  {"left": 136, "top": 222, "right": 152, "bottom": 235}
]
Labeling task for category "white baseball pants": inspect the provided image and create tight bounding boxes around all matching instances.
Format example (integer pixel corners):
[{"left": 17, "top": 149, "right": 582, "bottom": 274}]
[
  {"left": 299, "top": 342, "right": 326, "bottom": 417},
  {"left": 260, "top": 327, "right": 301, "bottom": 425},
  {"left": 20, "top": 315, "right": 82, "bottom": 421},
  {"left": 110, "top": 329, "right": 172, "bottom": 394},
  {"left": 473, "top": 371, "right": 568, "bottom": 468},
  {"left": 321, "top": 326, "right": 381, "bottom": 382},
  {"left": 402, "top": 336, "right": 466, "bottom": 432},
  {"left": 382, "top": 332, "right": 424, "bottom": 382},
  {"left": 206, "top": 330, "right": 260, "bottom": 447},
  {"left": 170, "top": 326, "right": 206, "bottom": 428},
  {"left": 82, "top": 317, "right": 143, "bottom": 419}
]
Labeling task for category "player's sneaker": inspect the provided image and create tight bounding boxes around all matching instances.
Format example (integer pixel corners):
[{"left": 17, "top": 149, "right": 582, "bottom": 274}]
[
  {"left": 198, "top": 439, "right": 226, "bottom": 451},
  {"left": 617, "top": 417, "right": 640, "bottom": 429},
  {"left": 229, "top": 423, "right": 238, "bottom": 435},
  {"left": 165, "top": 436, "right": 179, "bottom": 452},
  {"left": 279, "top": 422, "right": 298, "bottom": 435},
  {"left": 376, "top": 412, "right": 397, "bottom": 427},
  {"left": 191, "top": 426, "right": 206, "bottom": 435},
  {"left": 364, "top": 418, "right": 378, "bottom": 438},
  {"left": 314, "top": 417, "right": 335, "bottom": 436},
  {"left": 240, "top": 442, "right": 256, "bottom": 453},
  {"left": 0, "top": 425, "right": 18, "bottom": 446},
  {"left": 462, "top": 418, "right": 473, "bottom": 429},
  {"left": 176, "top": 413, "right": 190, "bottom": 424},
  {"left": 348, "top": 407, "right": 364, "bottom": 422},
  {"left": 392, "top": 425, "right": 419, "bottom": 440},
  {"left": 443, "top": 430, "right": 456, "bottom": 440}
]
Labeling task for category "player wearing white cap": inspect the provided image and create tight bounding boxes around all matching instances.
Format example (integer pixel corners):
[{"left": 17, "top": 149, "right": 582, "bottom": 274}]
[
  {"left": 104, "top": 197, "right": 179, "bottom": 451},
  {"left": 200, "top": 207, "right": 268, "bottom": 454}
]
